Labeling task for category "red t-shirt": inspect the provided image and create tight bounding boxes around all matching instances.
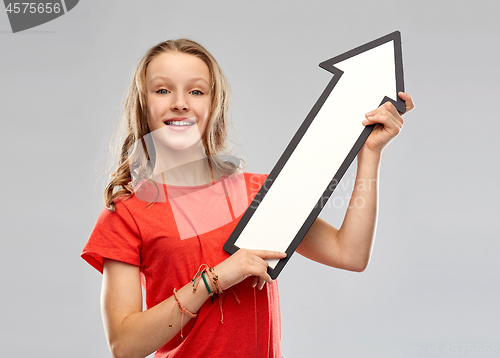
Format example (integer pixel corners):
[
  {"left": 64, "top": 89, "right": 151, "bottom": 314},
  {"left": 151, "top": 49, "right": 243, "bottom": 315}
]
[{"left": 81, "top": 172, "right": 281, "bottom": 358}]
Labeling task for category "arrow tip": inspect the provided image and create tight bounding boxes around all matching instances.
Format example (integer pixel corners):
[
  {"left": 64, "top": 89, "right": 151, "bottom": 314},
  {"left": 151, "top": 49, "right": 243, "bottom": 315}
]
[{"left": 319, "top": 31, "right": 405, "bottom": 114}]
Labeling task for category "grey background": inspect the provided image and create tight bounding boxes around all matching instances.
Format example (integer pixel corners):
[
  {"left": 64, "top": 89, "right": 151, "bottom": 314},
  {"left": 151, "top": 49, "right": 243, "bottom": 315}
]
[{"left": 1, "top": 1, "right": 499, "bottom": 357}]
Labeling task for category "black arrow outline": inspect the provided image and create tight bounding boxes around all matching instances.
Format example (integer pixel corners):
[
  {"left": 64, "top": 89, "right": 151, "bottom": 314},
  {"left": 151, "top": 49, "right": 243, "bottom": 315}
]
[{"left": 224, "top": 31, "right": 405, "bottom": 279}]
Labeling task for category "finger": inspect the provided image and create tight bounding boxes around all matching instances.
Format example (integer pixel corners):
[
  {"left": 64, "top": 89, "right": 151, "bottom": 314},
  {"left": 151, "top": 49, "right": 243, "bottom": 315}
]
[
  {"left": 248, "top": 254, "right": 271, "bottom": 272},
  {"left": 362, "top": 111, "right": 395, "bottom": 127},
  {"left": 237, "top": 253, "right": 270, "bottom": 280},
  {"left": 363, "top": 113, "right": 401, "bottom": 136},
  {"left": 248, "top": 250, "right": 287, "bottom": 260},
  {"left": 249, "top": 258, "right": 272, "bottom": 285},
  {"left": 383, "top": 101, "right": 401, "bottom": 117},
  {"left": 387, "top": 109, "right": 404, "bottom": 127},
  {"left": 398, "top": 92, "right": 415, "bottom": 112},
  {"left": 365, "top": 101, "right": 397, "bottom": 119},
  {"left": 257, "top": 277, "right": 267, "bottom": 290},
  {"left": 364, "top": 105, "right": 403, "bottom": 128},
  {"left": 385, "top": 114, "right": 402, "bottom": 133},
  {"left": 251, "top": 276, "right": 258, "bottom": 288}
]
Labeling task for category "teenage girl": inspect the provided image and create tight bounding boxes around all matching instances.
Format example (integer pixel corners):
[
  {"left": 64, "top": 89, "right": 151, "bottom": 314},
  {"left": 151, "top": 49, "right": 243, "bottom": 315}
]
[{"left": 82, "top": 39, "right": 414, "bottom": 358}]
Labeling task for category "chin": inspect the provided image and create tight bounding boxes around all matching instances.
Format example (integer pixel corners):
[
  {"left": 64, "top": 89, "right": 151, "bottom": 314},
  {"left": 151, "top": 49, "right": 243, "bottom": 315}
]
[{"left": 160, "top": 140, "right": 205, "bottom": 154}]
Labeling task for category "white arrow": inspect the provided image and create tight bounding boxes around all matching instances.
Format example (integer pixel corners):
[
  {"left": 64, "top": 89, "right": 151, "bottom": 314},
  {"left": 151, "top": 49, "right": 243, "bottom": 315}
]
[{"left": 224, "top": 31, "right": 406, "bottom": 278}]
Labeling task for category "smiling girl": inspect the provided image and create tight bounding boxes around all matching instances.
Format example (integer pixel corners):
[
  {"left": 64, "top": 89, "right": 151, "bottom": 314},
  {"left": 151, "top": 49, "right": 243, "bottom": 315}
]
[{"left": 82, "top": 39, "right": 414, "bottom": 358}]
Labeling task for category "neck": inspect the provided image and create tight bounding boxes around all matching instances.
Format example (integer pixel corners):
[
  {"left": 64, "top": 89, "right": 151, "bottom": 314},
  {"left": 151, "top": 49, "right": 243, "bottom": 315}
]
[{"left": 150, "top": 141, "right": 215, "bottom": 187}]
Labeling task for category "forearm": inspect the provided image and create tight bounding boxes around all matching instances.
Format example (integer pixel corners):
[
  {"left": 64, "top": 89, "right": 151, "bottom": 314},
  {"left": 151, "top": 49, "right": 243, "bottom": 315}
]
[
  {"left": 337, "top": 148, "right": 381, "bottom": 271},
  {"left": 105, "top": 279, "right": 210, "bottom": 358},
  {"left": 298, "top": 93, "right": 413, "bottom": 271}
]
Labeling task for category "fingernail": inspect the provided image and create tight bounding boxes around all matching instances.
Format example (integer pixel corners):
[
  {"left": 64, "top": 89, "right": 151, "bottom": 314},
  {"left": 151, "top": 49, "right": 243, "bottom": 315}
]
[
  {"left": 362, "top": 120, "right": 369, "bottom": 125},
  {"left": 365, "top": 111, "right": 372, "bottom": 117}
]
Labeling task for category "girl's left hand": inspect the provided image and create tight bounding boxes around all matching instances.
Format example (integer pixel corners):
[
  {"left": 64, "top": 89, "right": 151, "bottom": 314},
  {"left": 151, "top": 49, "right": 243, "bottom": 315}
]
[{"left": 361, "top": 92, "right": 414, "bottom": 154}]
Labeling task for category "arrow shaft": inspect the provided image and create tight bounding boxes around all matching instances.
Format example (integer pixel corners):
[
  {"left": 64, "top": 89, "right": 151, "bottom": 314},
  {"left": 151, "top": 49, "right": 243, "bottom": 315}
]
[
  {"left": 234, "top": 74, "right": 386, "bottom": 267},
  {"left": 225, "top": 32, "right": 405, "bottom": 278}
]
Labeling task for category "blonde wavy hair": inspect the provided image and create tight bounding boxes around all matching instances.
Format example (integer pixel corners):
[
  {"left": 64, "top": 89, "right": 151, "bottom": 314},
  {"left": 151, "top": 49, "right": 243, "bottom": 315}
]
[{"left": 104, "top": 39, "right": 237, "bottom": 211}]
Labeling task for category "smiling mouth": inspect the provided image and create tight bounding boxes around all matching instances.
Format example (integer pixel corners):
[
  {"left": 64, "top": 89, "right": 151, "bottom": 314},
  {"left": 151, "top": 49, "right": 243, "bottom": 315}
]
[{"left": 164, "top": 119, "right": 196, "bottom": 127}]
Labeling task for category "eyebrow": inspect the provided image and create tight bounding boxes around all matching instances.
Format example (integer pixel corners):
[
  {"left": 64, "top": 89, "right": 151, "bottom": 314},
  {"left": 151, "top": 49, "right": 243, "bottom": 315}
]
[{"left": 148, "top": 76, "right": 210, "bottom": 85}]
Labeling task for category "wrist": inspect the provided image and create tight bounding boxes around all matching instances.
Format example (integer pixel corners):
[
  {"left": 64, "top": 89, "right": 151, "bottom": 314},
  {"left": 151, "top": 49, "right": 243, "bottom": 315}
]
[{"left": 358, "top": 146, "right": 382, "bottom": 164}]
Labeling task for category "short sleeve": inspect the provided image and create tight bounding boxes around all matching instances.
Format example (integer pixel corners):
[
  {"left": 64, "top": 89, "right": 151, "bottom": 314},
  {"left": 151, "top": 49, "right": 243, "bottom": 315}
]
[{"left": 81, "top": 201, "right": 142, "bottom": 274}]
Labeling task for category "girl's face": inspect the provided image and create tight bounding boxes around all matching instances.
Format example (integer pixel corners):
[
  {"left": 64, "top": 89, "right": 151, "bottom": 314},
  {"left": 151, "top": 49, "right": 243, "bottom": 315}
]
[{"left": 146, "top": 52, "right": 211, "bottom": 152}]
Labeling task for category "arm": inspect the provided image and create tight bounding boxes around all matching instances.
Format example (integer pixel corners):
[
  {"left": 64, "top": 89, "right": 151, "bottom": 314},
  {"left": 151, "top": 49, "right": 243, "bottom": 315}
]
[
  {"left": 101, "top": 248, "right": 286, "bottom": 358},
  {"left": 297, "top": 93, "right": 414, "bottom": 272},
  {"left": 101, "top": 258, "right": 208, "bottom": 358}
]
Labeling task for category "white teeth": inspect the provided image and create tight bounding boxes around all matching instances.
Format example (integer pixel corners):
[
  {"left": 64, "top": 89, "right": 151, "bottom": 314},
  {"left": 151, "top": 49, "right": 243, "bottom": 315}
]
[{"left": 166, "top": 120, "right": 194, "bottom": 126}]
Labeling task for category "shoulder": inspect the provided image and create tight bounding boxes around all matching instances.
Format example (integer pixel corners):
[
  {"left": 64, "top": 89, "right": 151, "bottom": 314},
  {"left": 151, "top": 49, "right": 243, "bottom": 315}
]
[
  {"left": 93, "top": 199, "right": 142, "bottom": 237},
  {"left": 82, "top": 199, "right": 143, "bottom": 274},
  {"left": 97, "top": 187, "right": 159, "bottom": 237},
  {"left": 110, "top": 179, "right": 165, "bottom": 213}
]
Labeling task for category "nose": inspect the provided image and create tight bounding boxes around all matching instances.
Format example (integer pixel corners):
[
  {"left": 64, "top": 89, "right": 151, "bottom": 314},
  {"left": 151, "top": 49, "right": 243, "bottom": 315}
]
[{"left": 171, "top": 93, "right": 189, "bottom": 111}]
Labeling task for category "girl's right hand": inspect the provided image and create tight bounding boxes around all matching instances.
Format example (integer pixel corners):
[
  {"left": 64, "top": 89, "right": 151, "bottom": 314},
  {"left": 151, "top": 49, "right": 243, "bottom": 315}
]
[{"left": 214, "top": 249, "right": 287, "bottom": 291}]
